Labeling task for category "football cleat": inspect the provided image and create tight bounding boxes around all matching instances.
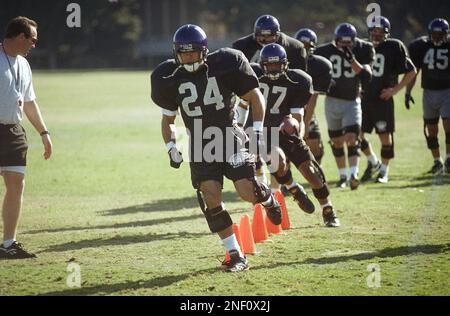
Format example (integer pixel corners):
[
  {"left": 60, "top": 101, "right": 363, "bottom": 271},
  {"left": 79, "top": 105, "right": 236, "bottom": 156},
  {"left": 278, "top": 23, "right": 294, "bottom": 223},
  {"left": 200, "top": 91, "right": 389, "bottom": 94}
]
[
  {"left": 445, "top": 158, "right": 450, "bottom": 174},
  {"left": 264, "top": 197, "right": 282, "bottom": 225},
  {"left": 350, "top": 174, "right": 360, "bottom": 190},
  {"left": 429, "top": 160, "right": 444, "bottom": 175},
  {"left": 322, "top": 206, "right": 340, "bottom": 228},
  {"left": 222, "top": 250, "right": 249, "bottom": 273},
  {"left": 0, "top": 242, "right": 37, "bottom": 260},
  {"left": 361, "top": 161, "right": 381, "bottom": 182},
  {"left": 289, "top": 184, "right": 315, "bottom": 214},
  {"left": 376, "top": 172, "right": 389, "bottom": 184},
  {"left": 336, "top": 176, "right": 347, "bottom": 189}
]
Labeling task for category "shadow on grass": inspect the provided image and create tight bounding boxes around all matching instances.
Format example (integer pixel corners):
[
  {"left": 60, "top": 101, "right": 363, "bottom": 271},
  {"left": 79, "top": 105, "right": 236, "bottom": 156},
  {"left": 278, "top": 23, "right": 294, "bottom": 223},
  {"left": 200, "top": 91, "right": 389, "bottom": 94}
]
[
  {"left": 254, "top": 243, "right": 450, "bottom": 268},
  {"left": 39, "top": 267, "right": 219, "bottom": 296},
  {"left": 364, "top": 174, "right": 450, "bottom": 190},
  {"left": 38, "top": 243, "right": 449, "bottom": 296},
  {"left": 38, "top": 231, "right": 211, "bottom": 253},
  {"left": 99, "top": 191, "right": 241, "bottom": 216}
]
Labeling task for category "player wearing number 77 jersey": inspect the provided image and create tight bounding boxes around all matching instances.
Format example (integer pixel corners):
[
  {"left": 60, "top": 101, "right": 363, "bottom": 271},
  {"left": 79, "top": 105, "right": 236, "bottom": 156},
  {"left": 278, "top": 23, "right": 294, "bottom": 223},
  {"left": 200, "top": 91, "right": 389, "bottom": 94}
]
[
  {"left": 407, "top": 18, "right": 450, "bottom": 175},
  {"left": 151, "top": 24, "right": 282, "bottom": 273},
  {"left": 315, "top": 23, "right": 375, "bottom": 190},
  {"left": 360, "top": 16, "right": 417, "bottom": 184}
]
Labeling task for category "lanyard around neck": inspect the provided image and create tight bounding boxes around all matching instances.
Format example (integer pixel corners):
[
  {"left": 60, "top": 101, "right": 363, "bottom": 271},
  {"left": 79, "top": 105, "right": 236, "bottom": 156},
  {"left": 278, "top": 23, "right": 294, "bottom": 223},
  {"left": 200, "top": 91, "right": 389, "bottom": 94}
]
[{"left": 2, "top": 44, "right": 20, "bottom": 90}]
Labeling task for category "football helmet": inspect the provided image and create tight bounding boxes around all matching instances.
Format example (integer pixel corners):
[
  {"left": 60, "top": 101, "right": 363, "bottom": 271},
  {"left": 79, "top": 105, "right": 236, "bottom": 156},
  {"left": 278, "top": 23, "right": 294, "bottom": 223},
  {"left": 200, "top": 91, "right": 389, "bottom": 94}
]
[
  {"left": 368, "top": 16, "right": 391, "bottom": 45},
  {"left": 173, "top": 24, "right": 208, "bottom": 72},
  {"left": 254, "top": 15, "right": 281, "bottom": 46},
  {"left": 260, "top": 43, "right": 288, "bottom": 80},
  {"left": 295, "top": 28, "right": 318, "bottom": 55},
  {"left": 428, "top": 18, "right": 449, "bottom": 46}
]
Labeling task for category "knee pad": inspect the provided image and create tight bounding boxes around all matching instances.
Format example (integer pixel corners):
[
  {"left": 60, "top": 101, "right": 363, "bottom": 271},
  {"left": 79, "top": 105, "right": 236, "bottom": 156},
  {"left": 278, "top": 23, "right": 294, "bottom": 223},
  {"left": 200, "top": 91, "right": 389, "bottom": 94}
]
[
  {"left": 314, "top": 141, "right": 325, "bottom": 162},
  {"left": 347, "top": 145, "right": 360, "bottom": 158},
  {"left": 381, "top": 145, "right": 394, "bottom": 159},
  {"left": 251, "top": 178, "right": 272, "bottom": 204},
  {"left": 270, "top": 169, "right": 293, "bottom": 185},
  {"left": 360, "top": 138, "right": 369, "bottom": 151},
  {"left": 313, "top": 185, "right": 330, "bottom": 200},
  {"left": 446, "top": 132, "right": 450, "bottom": 145},
  {"left": 344, "top": 124, "right": 361, "bottom": 136},
  {"left": 329, "top": 141, "right": 345, "bottom": 158},
  {"left": 204, "top": 204, "right": 233, "bottom": 233},
  {"left": 426, "top": 137, "right": 439, "bottom": 150}
]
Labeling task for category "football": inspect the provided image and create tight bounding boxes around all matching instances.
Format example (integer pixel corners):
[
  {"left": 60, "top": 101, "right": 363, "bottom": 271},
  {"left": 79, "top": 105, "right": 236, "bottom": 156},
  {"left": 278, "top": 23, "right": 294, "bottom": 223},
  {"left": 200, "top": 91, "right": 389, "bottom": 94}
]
[{"left": 279, "top": 116, "right": 300, "bottom": 135}]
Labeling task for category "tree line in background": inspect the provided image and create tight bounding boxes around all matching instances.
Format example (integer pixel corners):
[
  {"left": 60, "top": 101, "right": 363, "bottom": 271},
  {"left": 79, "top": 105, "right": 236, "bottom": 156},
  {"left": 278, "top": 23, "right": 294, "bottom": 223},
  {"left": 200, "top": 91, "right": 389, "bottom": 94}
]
[{"left": 0, "top": 0, "right": 448, "bottom": 69}]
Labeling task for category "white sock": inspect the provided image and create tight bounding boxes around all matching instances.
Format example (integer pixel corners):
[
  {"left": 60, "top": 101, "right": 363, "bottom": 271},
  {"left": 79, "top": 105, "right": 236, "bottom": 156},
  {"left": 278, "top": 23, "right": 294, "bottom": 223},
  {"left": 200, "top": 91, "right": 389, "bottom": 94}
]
[
  {"left": 320, "top": 202, "right": 332, "bottom": 210},
  {"left": 380, "top": 164, "right": 389, "bottom": 176},
  {"left": 3, "top": 238, "right": 16, "bottom": 248},
  {"left": 286, "top": 182, "right": 298, "bottom": 190},
  {"left": 368, "top": 154, "right": 379, "bottom": 166},
  {"left": 261, "top": 195, "right": 273, "bottom": 207},
  {"left": 222, "top": 234, "right": 243, "bottom": 257},
  {"left": 350, "top": 166, "right": 359, "bottom": 177},
  {"left": 257, "top": 173, "right": 267, "bottom": 185},
  {"left": 435, "top": 157, "right": 443, "bottom": 163},
  {"left": 339, "top": 168, "right": 348, "bottom": 179}
]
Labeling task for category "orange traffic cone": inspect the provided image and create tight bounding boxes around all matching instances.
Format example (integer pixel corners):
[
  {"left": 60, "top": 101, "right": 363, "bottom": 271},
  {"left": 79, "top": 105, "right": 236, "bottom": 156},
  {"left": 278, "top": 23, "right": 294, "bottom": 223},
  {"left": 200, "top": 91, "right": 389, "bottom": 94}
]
[
  {"left": 223, "top": 223, "right": 243, "bottom": 263},
  {"left": 265, "top": 209, "right": 283, "bottom": 235},
  {"left": 275, "top": 190, "right": 291, "bottom": 230},
  {"left": 252, "top": 204, "right": 269, "bottom": 243},
  {"left": 240, "top": 213, "right": 256, "bottom": 254}
]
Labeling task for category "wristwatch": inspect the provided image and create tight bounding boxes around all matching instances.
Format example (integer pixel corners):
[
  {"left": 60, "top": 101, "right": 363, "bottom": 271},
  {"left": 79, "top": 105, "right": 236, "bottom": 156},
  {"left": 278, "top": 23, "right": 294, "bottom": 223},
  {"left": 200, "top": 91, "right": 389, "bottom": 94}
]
[{"left": 40, "top": 130, "right": 50, "bottom": 136}]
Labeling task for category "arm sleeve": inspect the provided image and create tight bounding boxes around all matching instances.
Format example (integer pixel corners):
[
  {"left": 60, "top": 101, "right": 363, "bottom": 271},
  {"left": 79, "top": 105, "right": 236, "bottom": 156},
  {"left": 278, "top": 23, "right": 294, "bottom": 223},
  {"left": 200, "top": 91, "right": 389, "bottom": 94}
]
[
  {"left": 394, "top": 41, "right": 417, "bottom": 74},
  {"left": 408, "top": 40, "right": 423, "bottom": 70},
  {"left": 23, "top": 62, "right": 36, "bottom": 102},
  {"left": 150, "top": 72, "right": 179, "bottom": 113}
]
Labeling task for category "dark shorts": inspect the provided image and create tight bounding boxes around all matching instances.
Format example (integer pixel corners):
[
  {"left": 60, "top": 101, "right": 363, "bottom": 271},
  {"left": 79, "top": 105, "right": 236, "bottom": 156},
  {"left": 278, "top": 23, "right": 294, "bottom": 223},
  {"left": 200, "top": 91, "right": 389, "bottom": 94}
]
[
  {"left": 362, "top": 99, "right": 395, "bottom": 134},
  {"left": 277, "top": 134, "right": 315, "bottom": 168},
  {"left": 0, "top": 124, "right": 28, "bottom": 167},
  {"left": 308, "top": 115, "right": 322, "bottom": 140},
  {"left": 190, "top": 151, "right": 256, "bottom": 189}
]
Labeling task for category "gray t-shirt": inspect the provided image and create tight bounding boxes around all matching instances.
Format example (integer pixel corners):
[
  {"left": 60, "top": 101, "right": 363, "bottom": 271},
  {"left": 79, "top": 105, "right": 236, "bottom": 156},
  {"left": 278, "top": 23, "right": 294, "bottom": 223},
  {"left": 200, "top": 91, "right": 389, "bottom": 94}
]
[{"left": 0, "top": 44, "right": 36, "bottom": 124}]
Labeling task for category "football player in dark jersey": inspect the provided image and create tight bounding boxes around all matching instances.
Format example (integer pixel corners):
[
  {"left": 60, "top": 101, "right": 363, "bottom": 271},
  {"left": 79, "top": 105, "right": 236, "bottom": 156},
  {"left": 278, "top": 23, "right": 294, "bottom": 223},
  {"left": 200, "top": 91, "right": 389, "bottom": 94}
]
[
  {"left": 295, "top": 28, "right": 334, "bottom": 165},
  {"left": 232, "top": 15, "right": 307, "bottom": 70},
  {"left": 359, "top": 16, "right": 417, "bottom": 183},
  {"left": 315, "top": 23, "right": 375, "bottom": 190},
  {"left": 151, "top": 25, "right": 282, "bottom": 273},
  {"left": 407, "top": 18, "right": 450, "bottom": 174},
  {"left": 233, "top": 15, "right": 308, "bottom": 192},
  {"left": 238, "top": 44, "right": 340, "bottom": 227}
]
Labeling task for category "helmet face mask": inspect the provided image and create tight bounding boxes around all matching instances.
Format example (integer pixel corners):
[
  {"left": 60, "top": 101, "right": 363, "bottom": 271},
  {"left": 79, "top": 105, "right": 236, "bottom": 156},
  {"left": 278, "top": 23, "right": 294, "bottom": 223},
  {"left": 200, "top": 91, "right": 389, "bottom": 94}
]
[
  {"left": 368, "top": 16, "right": 391, "bottom": 46},
  {"left": 173, "top": 24, "right": 209, "bottom": 72},
  {"left": 295, "top": 28, "right": 317, "bottom": 56},
  {"left": 334, "top": 23, "right": 357, "bottom": 50},
  {"left": 428, "top": 18, "right": 449, "bottom": 46},
  {"left": 254, "top": 15, "right": 281, "bottom": 46},
  {"left": 260, "top": 43, "right": 288, "bottom": 80}
]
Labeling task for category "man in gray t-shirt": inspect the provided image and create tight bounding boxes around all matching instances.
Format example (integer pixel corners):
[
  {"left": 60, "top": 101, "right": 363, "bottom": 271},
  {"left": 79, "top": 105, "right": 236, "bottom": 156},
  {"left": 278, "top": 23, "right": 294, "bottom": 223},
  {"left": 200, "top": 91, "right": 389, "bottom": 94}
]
[{"left": 0, "top": 16, "right": 53, "bottom": 259}]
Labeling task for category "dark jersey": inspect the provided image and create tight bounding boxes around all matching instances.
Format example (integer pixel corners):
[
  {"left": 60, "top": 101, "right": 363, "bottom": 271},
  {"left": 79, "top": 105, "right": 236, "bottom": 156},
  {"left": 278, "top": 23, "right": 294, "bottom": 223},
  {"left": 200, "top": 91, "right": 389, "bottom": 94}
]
[
  {"left": 315, "top": 38, "right": 375, "bottom": 100},
  {"left": 251, "top": 63, "right": 313, "bottom": 128},
  {"left": 363, "top": 38, "right": 416, "bottom": 102},
  {"left": 151, "top": 48, "right": 259, "bottom": 160},
  {"left": 232, "top": 32, "right": 307, "bottom": 71},
  {"left": 307, "top": 54, "right": 333, "bottom": 94},
  {"left": 408, "top": 36, "right": 450, "bottom": 90}
]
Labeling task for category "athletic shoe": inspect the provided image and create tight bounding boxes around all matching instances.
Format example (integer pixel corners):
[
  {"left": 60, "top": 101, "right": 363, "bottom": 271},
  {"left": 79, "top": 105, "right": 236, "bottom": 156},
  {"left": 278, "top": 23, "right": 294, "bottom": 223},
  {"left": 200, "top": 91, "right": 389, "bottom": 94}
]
[
  {"left": 429, "top": 160, "right": 444, "bottom": 175},
  {"left": 222, "top": 250, "right": 248, "bottom": 272},
  {"left": 336, "top": 176, "right": 347, "bottom": 189},
  {"left": 289, "top": 184, "right": 315, "bottom": 214},
  {"left": 0, "top": 242, "right": 37, "bottom": 260},
  {"left": 350, "top": 174, "right": 360, "bottom": 190},
  {"left": 376, "top": 172, "right": 389, "bottom": 184},
  {"left": 445, "top": 158, "right": 450, "bottom": 174},
  {"left": 264, "top": 197, "right": 282, "bottom": 225},
  {"left": 322, "top": 206, "right": 340, "bottom": 228},
  {"left": 361, "top": 161, "right": 381, "bottom": 182}
]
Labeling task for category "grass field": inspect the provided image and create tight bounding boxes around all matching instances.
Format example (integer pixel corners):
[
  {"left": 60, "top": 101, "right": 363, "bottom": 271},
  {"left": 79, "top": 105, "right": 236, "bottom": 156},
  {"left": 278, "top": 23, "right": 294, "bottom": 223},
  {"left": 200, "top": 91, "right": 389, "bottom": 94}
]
[{"left": 0, "top": 70, "right": 449, "bottom": 296}]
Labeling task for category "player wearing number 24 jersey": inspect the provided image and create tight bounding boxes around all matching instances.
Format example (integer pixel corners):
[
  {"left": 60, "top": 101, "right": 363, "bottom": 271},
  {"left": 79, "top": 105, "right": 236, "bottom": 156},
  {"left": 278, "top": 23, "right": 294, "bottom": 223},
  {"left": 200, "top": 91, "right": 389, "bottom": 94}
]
[{"left": 151, "top": 24, "right": 283, "bottom": 273}]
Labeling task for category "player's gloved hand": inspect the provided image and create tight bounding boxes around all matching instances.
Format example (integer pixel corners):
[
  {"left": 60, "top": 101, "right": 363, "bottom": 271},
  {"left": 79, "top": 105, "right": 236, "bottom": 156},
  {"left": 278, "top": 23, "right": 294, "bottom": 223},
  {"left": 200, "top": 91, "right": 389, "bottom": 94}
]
[
  {"left": 342, "top": 46, "right": 355, "bottom": 63},
  {"left": 405, "top": 93, "right": 415, "bottom": 110},
  {"left": 167, "top": 142, "right": 183, "bottom": 169}
]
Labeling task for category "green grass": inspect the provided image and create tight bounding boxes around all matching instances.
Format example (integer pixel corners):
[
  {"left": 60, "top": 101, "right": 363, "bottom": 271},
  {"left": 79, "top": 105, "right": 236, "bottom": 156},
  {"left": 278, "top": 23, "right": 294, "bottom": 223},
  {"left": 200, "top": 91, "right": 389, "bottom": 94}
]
[{"left": 0, "top": 70, "right": 449, "bottom": 296}]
